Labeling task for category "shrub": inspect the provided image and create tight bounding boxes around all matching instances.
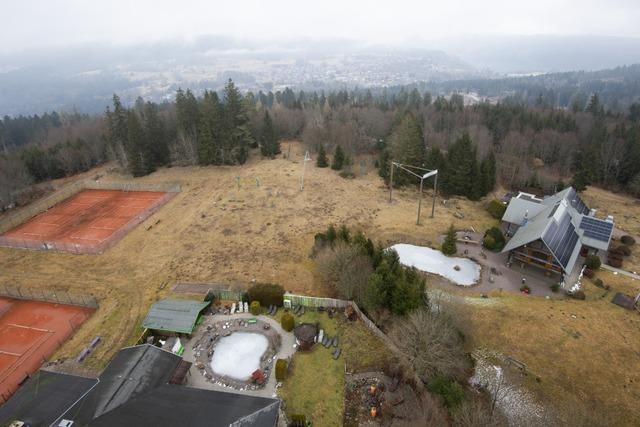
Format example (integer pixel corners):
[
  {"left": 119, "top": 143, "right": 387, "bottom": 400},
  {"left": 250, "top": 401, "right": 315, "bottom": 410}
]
[
  {"left": 482, "top": 227, "right": 505, "bottom": 251},
  {"left": 427, "top": 376, "right": 465, "bottom": 409},
  {"left": 550, "top": 283, "right": 560, "bottom": 293},
  {"left": 618, "top": 245, "right": 632, "bottom": 256},
  {"left": 247, "top": 283, "right": 285, "bottom": 307},
  {"left": 316, "top": 145, "right": 328, "bottom": 168},
  {"left": 290, "top": 414, "right": 306, "bottom": 427},
  {"left": 584, "top": 255, "right": 601, "bottom": 270},
  {"left": 275, "top": 358, "right": 288, "bottom": 381},
  {"left": 608, "top": 257, "right": 623, "bottom": 268},
  {"left": 442, "top": 224, "right": 457, "bottom": 256},
  {"left": 487, "top": 199, "right": 507, "bottom": 219},
  {"left": 281, "top": 312, "right": 295, "bottom": 332},
  {"left": 609, "top": 247, "right": 626, "bottom": 257},
  {"left": 620, "top": 235, "right": 636, "bottom": 246},
  {"left": 249, "top": 300, "right": 261, "bottom": 315},
  {"left": 482, "top": 235, "right": 496, "bottom": 250},
  {"left": 594, "top": 278, "right": 604, "bottom": 288}
]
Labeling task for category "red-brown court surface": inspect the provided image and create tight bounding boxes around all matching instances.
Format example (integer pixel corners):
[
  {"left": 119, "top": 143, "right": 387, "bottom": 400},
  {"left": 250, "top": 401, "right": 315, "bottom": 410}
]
[
  {"left": 1, "top": 189, "right": 167, "bottom": 250},
  {"left": 0, "top": 297, "right": 93, "bottom": 403}
]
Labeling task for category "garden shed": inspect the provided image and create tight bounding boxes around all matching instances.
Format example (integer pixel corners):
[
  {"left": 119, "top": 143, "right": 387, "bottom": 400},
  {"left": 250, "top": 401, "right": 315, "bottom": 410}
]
[
  {"left": 142, "top": 298, "right": 210, "bottom": 336},
  {"left": 294, "top": 323, "right": 318, "bottom": 351}
]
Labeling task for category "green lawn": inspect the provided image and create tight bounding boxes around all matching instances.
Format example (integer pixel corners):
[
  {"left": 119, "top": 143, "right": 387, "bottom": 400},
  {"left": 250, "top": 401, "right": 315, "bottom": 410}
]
[
  {"left": 274, "top": 308, "right": 392, "bottom": 426},
  {"left": 277, "top": 310, "right": 344, "bottom": 427},
  {"left": 338, "top": 317, "right": 392, "bottom": 373}
]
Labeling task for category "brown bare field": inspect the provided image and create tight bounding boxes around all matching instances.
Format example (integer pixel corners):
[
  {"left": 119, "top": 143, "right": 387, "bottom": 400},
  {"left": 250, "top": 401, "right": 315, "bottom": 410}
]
[
  {"left": 1, "top": 142, "right": 638, "bottom": 424},
  {"left": 583, "top": 186, "right": 640, "bottom": 236},
  {"left": 0, "top": 142, "right": 493, "bottom": 369}
]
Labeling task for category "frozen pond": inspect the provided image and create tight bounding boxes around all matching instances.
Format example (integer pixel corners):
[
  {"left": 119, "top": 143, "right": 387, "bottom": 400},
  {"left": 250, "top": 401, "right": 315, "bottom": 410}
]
[
  {"left": 210, "top": 332, "right": 269, "bottom": 380},
  {"left": 390, "top": 244, "right": 481, "bottom": 286}
]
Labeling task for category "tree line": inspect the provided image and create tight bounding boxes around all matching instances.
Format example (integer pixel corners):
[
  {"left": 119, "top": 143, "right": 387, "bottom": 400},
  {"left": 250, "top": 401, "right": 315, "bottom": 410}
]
[{"left": 4, "top": 79, "right": 640, "bottom": 209}]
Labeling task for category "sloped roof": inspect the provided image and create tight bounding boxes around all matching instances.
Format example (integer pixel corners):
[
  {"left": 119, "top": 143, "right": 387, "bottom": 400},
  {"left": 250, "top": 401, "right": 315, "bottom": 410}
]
[
  {"left": 2, "top": 344, "right": 279, "bottom": 427},
  {"left": 89, "top": 384, "right": 280, "bottom": 427},
  {"left": 502, "top": 196, "right": 546, "bottom": 225},
  {"left": 60, "top": 344, "right": 182, "bottom": 424},
  {"left": 0, "top": 370, "right": 97, "bottom": 427},
  {"left": 502, "top": 187, "right": 614, "bottom": 275},
  {"left": 142, "top": 298, "right": 210, "bottom": 334}
]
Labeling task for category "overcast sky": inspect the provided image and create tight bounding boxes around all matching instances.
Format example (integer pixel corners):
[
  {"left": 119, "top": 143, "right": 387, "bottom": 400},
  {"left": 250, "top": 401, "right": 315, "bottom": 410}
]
[{"left": 3, "top": 0, "right": 640, "bottom": 53}]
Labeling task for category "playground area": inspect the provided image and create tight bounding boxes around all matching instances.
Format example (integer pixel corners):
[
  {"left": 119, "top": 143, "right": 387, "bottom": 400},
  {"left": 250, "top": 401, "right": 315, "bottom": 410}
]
[
  {"left": 0, "top": 188, "right": 172, "bottom": 254},
  {"left": 0, "top": 297, "right": 94, "bottom": 403}
]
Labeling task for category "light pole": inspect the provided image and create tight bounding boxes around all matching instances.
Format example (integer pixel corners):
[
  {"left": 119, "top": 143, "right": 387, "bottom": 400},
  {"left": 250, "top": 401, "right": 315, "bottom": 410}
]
[{"left": 388, "top": 161, "right": 438, "bottom": 225}]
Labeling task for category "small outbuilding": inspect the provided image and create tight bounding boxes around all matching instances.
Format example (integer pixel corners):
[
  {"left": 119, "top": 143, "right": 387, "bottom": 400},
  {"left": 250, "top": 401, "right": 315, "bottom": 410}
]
[
  {"left": 142, "top": 298, "right": 210, "bottom": 337},
  {"left": 294, "top": 323, "right": 318, "bottom": 351}
]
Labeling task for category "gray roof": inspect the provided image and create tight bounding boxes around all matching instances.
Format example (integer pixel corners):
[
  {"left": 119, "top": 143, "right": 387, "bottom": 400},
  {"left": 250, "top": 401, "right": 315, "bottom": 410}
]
[
  {"left": 89, "top": 385, "right": 280, "bottom": 427},
  {"left": 502, "top": 187, "right": 613, "bottom": 275},
  {"left": 0, "top": 370, "right": 98, "bottom": 427},
  {"left": 60, "top": 344, "right": 182, "bottom": 424},
  {"left": 142, "top": 298, "right": 210, "bottom": 334},
  {"left": 502, "top": 196, "right": 546, "bottom": 225}
]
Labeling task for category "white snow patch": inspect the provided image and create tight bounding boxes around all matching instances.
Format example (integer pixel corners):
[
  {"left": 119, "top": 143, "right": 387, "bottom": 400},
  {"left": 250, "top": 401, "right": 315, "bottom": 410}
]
[
  {"left": 390, "top": 244, "right": 481, "bottom": 286},
  {"left": 210, "top": 332, "right": 268, "bottom": 380}
]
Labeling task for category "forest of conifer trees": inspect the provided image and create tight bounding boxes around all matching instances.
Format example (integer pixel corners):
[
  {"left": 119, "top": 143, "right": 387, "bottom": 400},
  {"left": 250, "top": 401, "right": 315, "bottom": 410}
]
[{"left": 3, "top": 80, "right": 640, "bottom": 209}]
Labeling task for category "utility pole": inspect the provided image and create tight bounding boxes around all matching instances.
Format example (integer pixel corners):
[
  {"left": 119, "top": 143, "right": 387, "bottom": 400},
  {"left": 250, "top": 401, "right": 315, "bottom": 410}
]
[
  {"left": 300, "top": 151, "right": 311, "bottom": 191},
  {"left": 431, "top": 172, "right": 438, "bottom": 218},
  {"left": 389, "top": 161, "right": 394, "bottom": 202},
  {"left": 417, "top": 176, "right": 424, "bottom": 225}
]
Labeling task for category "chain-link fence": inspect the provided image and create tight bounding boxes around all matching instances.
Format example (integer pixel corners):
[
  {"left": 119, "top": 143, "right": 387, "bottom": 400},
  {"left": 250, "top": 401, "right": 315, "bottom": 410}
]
[
  {"left": 0, "top": 285, "right": 98, "bottom": 309},
  {"left": 0, "top": 180, "right": 180, "bottom": 255}
]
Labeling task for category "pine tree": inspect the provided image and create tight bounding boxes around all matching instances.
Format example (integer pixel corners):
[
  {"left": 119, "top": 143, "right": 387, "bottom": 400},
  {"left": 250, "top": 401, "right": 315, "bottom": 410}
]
[
  {"left": 442, "top": 224, "right": 458, "bottom": 256},
  {"left": 479, "top": 151, "right": 496, "bottom": 196},
  {"left": 443, "top": 132, "right": 478, "bottom": 198},
  {"left": 198, "top": 90, "right": 222, "bottom": 165},
  {"left": 106, "top": 95, "right": 130, "bottom": 168},
  {"left": 142, "top": 102, "right": 169, "bottom": 167},
  {"left": 126, "top": 111, "right": 151, "bottom": 177},
  {"left": 317, "top": 145, "right": 329, "bottom": 167},
  {"left": 223, "top": 79, "right": 253, "bottom": 164},
  {"left": 331, "top": 145, "right": 345, "bottom": 170},
  {"left": 389, "top": 113, "right": 426, "bottom": 185},
  {"left": 260, "top": 110, "right": 280, "bottom": 157}
]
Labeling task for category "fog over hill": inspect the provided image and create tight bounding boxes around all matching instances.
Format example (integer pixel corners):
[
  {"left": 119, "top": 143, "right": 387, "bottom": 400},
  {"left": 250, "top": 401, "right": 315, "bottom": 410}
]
[{"left": 1, "top": 34, "right": 640, "bottom": 115}]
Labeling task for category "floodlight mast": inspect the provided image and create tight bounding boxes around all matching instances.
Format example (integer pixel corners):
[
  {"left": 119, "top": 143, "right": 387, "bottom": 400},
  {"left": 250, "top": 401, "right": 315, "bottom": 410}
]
[
  {"left": 388, "top": 161, "right": 438, "bottom": 225},
  {"left": 300, "top": 151, "right": 312, "bottom": 191}
]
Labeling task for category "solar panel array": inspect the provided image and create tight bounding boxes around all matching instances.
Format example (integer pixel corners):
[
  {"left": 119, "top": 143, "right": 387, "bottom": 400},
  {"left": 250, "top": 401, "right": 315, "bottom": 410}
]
[
  {"left": 542, "top": 211, "right": 579, "bottom": 269},
  {"left": 567, "top": 188, "right": 590, "bottom": 215},
  {"left": 579, "top": 216, "right": 613, "bottom": 242}
]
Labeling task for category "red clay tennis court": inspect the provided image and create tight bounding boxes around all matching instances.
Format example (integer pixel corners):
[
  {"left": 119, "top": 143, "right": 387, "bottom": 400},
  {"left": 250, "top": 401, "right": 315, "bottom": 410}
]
[
  {"left": 0, "top": 189, "right": 172, "bottom": 254},
  {"left": 0, "top": 297, "right": 94, "bottom": 403}
]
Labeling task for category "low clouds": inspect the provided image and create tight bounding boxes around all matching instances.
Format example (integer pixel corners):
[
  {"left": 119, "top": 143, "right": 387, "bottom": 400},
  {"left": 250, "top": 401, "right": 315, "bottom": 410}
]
[{"left": 3, "top": 0, "right": 640, "bottom": 53}]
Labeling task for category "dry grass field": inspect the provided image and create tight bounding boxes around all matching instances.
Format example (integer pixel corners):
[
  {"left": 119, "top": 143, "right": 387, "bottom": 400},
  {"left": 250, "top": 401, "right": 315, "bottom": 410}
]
[
  {"left": 0, "top": 142, "right": 493, "bottom": 368},
  {"left": 1, "top": 142, "right": 639, "bottom": 424}
]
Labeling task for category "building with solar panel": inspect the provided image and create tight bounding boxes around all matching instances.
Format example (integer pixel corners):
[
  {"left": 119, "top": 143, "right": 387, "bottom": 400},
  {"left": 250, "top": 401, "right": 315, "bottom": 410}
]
[{"left": 501, "top": 187, "right": 614, "bottom": 285}]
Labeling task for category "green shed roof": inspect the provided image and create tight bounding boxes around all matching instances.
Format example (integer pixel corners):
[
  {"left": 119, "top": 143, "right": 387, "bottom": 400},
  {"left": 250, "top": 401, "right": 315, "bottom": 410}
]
[{"left": 142, "top": 298, "right": 210, "bottom": 334}]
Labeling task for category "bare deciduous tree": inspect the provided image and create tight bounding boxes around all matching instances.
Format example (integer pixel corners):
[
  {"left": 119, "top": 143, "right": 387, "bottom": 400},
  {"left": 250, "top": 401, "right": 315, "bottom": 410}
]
[
  {"left": 389, "top": 308, "right": 469, "bottom": 383},
  {"left": 315, "top": 242, "right": 372, "bottom": 304},
  {"left": 453, "top": 396, "right": 508, "bottom": 427}
]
